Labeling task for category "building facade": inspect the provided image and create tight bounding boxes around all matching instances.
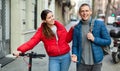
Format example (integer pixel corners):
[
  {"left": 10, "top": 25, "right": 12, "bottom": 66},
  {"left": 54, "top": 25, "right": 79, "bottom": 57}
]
[{"left": 0, "top": 0, "right": 10, "bottom": 59}]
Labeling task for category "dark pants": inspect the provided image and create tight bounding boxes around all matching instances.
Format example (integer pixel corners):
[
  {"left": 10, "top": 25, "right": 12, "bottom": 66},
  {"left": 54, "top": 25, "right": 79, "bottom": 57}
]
[{"left": 77, "top": 63, "right": 102, "bottom": 71}]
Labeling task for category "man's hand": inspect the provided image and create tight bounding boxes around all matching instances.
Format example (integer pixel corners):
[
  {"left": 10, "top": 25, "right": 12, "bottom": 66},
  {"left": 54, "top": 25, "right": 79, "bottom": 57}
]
[
  {"left": 87, "top": 32, "right": 94, "bottom": 42},
  {"left": 71, "top": 54, "right": 78, "bottom": 63}
]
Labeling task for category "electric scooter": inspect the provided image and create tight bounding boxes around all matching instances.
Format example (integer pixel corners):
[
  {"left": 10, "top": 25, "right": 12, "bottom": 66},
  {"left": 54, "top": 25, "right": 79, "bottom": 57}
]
[{"left": 14, "top": 51, "right": 46, "bottom": 71}]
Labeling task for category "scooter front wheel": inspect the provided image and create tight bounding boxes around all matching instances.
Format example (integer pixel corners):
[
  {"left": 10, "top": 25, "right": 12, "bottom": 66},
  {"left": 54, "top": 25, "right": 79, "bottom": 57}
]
[{"left": 112, "top": 52, "right": 120, "bottom": 64}]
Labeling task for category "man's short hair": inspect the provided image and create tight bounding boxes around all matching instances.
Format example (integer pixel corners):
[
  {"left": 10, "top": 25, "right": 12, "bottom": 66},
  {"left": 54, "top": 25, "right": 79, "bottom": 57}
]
[{"left": 79, "top": 3, "right": 91, "bottom": 12}]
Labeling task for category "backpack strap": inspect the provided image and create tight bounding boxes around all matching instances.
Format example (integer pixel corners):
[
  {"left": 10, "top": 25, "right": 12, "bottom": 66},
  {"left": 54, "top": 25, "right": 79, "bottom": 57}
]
[{"left": 89, "top": 19, "right": 95, "bottom": 32}]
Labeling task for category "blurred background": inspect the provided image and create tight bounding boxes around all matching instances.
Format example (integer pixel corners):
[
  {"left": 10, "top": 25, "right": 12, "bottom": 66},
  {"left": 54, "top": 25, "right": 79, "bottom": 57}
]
[{"left": 0, "top": 0, "right": 120, "bottom": 70}]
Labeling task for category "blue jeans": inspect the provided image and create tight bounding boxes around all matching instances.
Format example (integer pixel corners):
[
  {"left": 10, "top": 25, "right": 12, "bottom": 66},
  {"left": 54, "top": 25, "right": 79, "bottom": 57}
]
[{"left": 49, "top": 52, "right": 71, "bottom": 71}]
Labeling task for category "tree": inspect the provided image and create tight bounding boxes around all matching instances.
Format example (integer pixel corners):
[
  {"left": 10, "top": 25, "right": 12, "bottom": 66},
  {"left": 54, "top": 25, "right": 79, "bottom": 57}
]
[
  {"left": 105, "top": 0, "right": 112, "bottom": 24},
  {"left": 92, "top": 0, "right": 95, "bottom": 18},
  {"left": 105, "top": 0, "right": 117, "bottom": 24}
]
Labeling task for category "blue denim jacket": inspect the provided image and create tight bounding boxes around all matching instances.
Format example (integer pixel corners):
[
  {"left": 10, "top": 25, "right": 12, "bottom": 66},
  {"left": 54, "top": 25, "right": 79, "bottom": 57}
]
[{"left": 72, "top": 19, "right": 111, "bottom": 64}]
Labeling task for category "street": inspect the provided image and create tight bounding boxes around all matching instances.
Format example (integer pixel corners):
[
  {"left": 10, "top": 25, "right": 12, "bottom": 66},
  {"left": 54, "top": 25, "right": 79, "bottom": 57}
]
[{"left": 1, "top": 21, "right": 120, "bottom": 71}]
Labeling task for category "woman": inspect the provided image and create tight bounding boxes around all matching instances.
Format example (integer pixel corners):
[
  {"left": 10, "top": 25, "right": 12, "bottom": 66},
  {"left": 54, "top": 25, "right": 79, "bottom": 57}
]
[{"left": 13, "top": 9, "right": 73, "bottom": 71}]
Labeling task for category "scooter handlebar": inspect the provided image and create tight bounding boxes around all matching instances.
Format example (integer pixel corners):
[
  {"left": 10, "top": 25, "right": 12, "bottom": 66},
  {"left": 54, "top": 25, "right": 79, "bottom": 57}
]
[
  {"left": 13, "top": 52, "right": 46, "bottom": 58},
  {"left": 20, "top": 52, "right": 46, "bottom": 58}
]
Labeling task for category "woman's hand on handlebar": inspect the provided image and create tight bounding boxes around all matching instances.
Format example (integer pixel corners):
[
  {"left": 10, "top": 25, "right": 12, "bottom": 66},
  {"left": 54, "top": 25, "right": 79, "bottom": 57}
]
[{"left": 13, "top": 51, "right": 22, "bottom": 57}]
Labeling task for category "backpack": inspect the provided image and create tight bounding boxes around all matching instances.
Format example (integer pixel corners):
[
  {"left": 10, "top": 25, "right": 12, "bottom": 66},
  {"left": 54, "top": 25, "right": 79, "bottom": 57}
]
[{"left": 89, "top": 19, "right": 110, "bottom": 55}]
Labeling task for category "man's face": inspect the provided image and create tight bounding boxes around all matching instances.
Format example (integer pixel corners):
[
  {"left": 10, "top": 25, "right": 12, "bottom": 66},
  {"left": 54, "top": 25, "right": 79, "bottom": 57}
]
[{"left": 79, "top": 5, "right": 92, "bottom": 21}]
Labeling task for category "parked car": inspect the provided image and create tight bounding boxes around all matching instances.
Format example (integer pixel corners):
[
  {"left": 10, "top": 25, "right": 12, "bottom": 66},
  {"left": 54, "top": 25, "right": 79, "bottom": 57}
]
[
  {"left": 113, "top": 16, "right": 120, "bottom": 27},
  {"left": 70, "top": 15, "right": 78, "bottom": 21}
]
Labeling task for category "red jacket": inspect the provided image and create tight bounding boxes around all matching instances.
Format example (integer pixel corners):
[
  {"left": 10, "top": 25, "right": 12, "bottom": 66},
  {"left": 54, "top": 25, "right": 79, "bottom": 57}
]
[{"left": 17, "top": 20, "right": 73, "bottom": 56}]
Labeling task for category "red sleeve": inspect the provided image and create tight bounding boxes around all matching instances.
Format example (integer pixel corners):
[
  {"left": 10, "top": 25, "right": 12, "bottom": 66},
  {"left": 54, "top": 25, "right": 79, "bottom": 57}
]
[
  {"left": 17, "top": 28, "right": 42, "bottom": 53},
  {"left": 66, "top": 27, "right": 73, "bottom": 43}
]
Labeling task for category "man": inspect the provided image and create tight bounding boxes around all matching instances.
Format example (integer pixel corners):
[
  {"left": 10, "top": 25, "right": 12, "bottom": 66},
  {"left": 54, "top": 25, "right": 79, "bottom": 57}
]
[{"left": 71, "top": 3, "right": 111, "bottom": 71}]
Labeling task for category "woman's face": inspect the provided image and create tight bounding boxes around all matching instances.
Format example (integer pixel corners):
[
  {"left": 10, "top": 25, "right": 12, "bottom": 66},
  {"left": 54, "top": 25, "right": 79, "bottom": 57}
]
[{"left": 44, "top": 12, "right": 55, "bottom": 27}]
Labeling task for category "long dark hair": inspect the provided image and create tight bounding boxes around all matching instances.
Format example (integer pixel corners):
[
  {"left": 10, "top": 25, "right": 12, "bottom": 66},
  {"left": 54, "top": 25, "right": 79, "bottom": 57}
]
[{"left": 41, "top": 9, "right": 54, "bottom": 39}]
